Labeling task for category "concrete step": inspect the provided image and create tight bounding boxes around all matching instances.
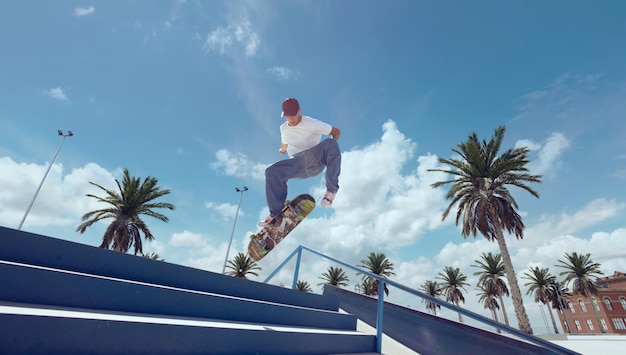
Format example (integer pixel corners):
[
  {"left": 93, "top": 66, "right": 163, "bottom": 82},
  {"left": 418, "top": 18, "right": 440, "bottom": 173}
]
[
  {"left": 0, "top": 303, "right": 377, "bottom": 354},
  {"left": 0, "top": 260, "right": 357, "bottom": 331},
  {"left": 0, "top": 226, "right": 339, "bottom": 312}
]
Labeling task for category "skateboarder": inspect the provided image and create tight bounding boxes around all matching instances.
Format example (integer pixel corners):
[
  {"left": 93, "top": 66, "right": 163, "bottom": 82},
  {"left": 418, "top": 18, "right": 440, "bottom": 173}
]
[{"left": 259, "top": 97, "right": 341, "bottom": 226}]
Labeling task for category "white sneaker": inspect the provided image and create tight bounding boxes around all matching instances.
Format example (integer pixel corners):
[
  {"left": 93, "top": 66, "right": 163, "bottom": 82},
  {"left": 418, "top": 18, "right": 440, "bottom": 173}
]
[
  {"left": 258, "top": 216, "right": 272, "bottom": 227},
  {"left": 321, "top": 191, "right": 336, "bottom": 208}
]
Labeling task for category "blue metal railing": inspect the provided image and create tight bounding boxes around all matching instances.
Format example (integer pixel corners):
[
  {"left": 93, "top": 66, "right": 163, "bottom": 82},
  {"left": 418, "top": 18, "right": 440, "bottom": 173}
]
[{"left": 264, "top": 245, "right": 577, "bottom": 355}]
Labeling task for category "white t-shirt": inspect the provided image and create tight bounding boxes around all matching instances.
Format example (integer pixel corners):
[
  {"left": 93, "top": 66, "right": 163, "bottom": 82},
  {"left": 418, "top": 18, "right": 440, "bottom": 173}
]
[{"left": 280, "top": 116, "right": 332, "bottom": 157}]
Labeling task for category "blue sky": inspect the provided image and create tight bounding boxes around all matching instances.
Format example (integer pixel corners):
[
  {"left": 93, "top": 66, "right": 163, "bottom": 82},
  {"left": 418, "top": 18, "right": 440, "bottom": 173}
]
[{"left": 2, "top": 1, "right": 626, "bottom": 334}]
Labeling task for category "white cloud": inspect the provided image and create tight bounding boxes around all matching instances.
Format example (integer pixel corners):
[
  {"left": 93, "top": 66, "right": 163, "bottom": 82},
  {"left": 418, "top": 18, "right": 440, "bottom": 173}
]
[
  {"left": 211, "top": 150, "right": 266, "bottom": 180},
  {"left": 0, "top": 158, "right": 114, "bottom": 228},
  {"left": 525, "top": 198, "right": 625, "bottom": 244},
  {"left": 205, "top": 201, "right": 244, "bottom": 220},
  {"left": 46, "top": 87, "right": 69, "bottom": 102},
  {"left": 203, "top": 18, "right": 260, "bottom": 57},
  {"left": 511, "top": 72, "right": 604, "bottom": 123},
  {"left": 267, "top": 66, "right": 299, "bottom": 81},
  {"left": 205, "top": 27, "right": 233, "bottom": 55},
  {"left": 168, "top": 230, "right": 233, "bottom": 273},
  {"left": 169, "top": 230, "right": 204, "bottom": 248},
  {"left": 516, "top": 132, "right": 570, "bottom": 176},
  {"left": 145, "top": 240, "right": 165, "bottom": 256},
  {"left": 244, "top": 32, "right": 259, "bottom": 57},
  {"left": 73, "top": 7, "right": 95, "bottom": 17}
]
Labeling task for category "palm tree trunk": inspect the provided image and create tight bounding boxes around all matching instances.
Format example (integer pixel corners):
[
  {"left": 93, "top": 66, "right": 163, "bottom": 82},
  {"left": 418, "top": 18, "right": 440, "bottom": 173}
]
[
  {"left": 591, "top": 301, "right": 606, "bottom": 334},
  {"left": 491, "top": 306, "right": 502, "bottom": 333},
  {"left": 495, "top": 231, "right": 533, "bottom": 334},
  {"left": 497, "top": 294, "right": 510, "bottom": 326},
  {"left": 546, "top": 305, "right": 559, "bottom": 334}
]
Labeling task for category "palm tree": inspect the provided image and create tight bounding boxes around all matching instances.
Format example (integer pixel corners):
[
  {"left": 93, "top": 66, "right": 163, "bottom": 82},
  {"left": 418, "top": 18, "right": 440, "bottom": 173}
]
[
  {"left": 556, "top": 252, "right": 603, "bottom": 297},
  {"left": 420, "top": 280, "right": 442, "bottom": 315},
  {"left": 76, "top": 168, "right": 175, "bottom": 255},
  {"left": 556, "top": 252, "right": 605, "bottom": 333},
  {"left": 296, "top": 280, "right": 312, "bottom": 292},
  {"left": 477, "top": 282, "right": 501, "bottom": 332},
  {"left": 548, "top": 280, "right": 572, "bottom": 333},
  {"left": 357, "top": 278, "right": 376, "bottom": 296},
  {"left": 437, "top": 266, "right": 469, "bottom": 322},
  {"left": 318, "top": 266, "right": 350, "bottom": 287},
  {"left": 472, "top": 252, "right": 511, "bottom": 326},
  {"left": 358, "top": 252, "right": 396, "bottom": 296},
  {"left": 225, "top": 252, "right": 261, "bottom": 279},
  {"left": 523, "top": 266, "right": 560, "bottom": 334},
  {"left": 141, "top": 251, "right": 164, "bottom": 261},
  {"left": 429, "top": 125, "right": 541, "bottom": 334}
]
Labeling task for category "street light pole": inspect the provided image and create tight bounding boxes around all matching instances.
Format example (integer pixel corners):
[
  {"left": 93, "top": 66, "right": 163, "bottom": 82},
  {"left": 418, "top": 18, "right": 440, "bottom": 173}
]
[
  {"left": 222, "top": 186, "right": 248, "bottom": 274},
  {"left": 18, "top": 130, "right": 73, "bottom": 230}
]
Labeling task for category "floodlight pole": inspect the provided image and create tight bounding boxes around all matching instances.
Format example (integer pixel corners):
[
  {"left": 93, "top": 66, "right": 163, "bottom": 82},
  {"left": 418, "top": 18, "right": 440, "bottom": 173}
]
[
  {"left": 18, "top": 130, "right": 73, "bottom": 230},
  {"left": 222, "top": 186, "right": 248, "bottom": 274}
]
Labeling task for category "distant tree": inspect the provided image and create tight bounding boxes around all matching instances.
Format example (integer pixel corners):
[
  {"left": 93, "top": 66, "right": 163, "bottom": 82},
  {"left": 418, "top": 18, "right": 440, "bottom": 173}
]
[
  {"left": 523, "top": 266, "right": 560, "bottom": 334},
  {"left": 472, "top": 252, "right": 510, "bottom": 326},
  {"left": 76, "top": 168, "right": 175, "bottom": 255},
  {"left": 556, "top": 252, "right": 605, "bottom": 333},
  {"left": 225, "top": 252, "right": 261, "bottom": 279},
  {"left": 437, "top": 266, "right": 469, "bottom": 322},
  {"left": 358, "top": 252, "right": 395, "bottom": 296},
  {"left": 141, "top": 251, "right": 164, "bottom": 261},
  {"left": 357, "top": 278, "right": 376, "bottom": 296},
  {"left": 420, "top": 280, "right": 442, "bottom": 315},
  {"left": 296, "top": 280, "right": 312, "bottom": 292},
  {"left": 318, "top": 266, "right": 350, "bottom": 287},
  {"left": 548, "top": 280, "right": 572, "bottom": 333},
  {"left": 556, "top": 252, "right": 603, "bottom": 297},
  {"left": 429, "top": 125, "right": 541, "bottom": 334},
  {"left": 476, "top": 282, "right": 501, "bottom": 331}
]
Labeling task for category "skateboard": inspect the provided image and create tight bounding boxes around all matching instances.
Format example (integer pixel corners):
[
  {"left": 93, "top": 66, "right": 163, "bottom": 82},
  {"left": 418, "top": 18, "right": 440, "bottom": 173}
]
[{"left": 248, "top": 194, "right": 315, "bottom": 261}]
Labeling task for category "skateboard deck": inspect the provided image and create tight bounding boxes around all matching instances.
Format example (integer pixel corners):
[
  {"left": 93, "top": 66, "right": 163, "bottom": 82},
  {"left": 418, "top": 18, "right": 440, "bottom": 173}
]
[{"left": 248, "top": 194, "right": 315, "bottom": 261}]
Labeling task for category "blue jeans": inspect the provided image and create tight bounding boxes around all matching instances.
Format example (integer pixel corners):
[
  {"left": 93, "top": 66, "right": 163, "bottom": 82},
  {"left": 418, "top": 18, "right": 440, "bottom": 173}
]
[{"left": 265, "top": 138, "right": 341, "bottom": 216}]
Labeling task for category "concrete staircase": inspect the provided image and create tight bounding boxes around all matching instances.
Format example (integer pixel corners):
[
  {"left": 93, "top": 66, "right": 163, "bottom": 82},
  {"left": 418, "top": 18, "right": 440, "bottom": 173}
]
[{"left": 0, "top": 226, "right": 377, "bottom": 354}]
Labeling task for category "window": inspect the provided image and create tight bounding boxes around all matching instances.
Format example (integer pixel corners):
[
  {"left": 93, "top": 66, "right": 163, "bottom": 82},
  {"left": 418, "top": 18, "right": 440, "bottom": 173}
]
[
  {"left": 592, "top": 298, "right": 600, "bottom": 311},
  {"left": 620, "top": 297, "right": 626, "bottom": 311},
  {"left": 612, "top": 318, "right": 626, "bottom": 330},
  {"left": 600, "top": 318, "right": 608, "bottom": 332},
  {"left": 604, "top": 297, "right": 614, "bottom": 311},
  {"left": 579, "top": 299, "right": 587, "bottom": 312},
  {"left": 574, "top": 320, "right": 582, "bottom": 331},
  {"left": 586, "top": 319, "right": 594, "bottom": 331},
  {"left": 568, "top": 301, "right": 575, "bottom": 313}
]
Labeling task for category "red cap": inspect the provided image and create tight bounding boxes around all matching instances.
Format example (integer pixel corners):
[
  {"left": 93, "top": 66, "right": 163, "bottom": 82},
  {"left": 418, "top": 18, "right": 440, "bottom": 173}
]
[{"left": 281, "top": 98, "right": 300, "bottom": 117}]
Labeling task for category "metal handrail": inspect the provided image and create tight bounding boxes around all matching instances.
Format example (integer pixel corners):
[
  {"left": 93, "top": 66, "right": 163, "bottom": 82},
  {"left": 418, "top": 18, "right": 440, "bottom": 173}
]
[{"left": 264, "top": 245, "right": 578, "bottom": 355}]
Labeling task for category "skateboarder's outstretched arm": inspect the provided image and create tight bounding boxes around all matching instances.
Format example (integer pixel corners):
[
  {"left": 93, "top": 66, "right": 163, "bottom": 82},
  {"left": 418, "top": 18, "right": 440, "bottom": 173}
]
[{"left": 279, "top": 143, "right": 288, "bottom": 155}]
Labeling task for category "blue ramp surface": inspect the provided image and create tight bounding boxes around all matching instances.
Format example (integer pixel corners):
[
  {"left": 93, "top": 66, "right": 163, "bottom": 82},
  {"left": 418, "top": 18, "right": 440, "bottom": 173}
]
[{"left": 323, "top": 284, "right": 578, "bottom": 355}]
